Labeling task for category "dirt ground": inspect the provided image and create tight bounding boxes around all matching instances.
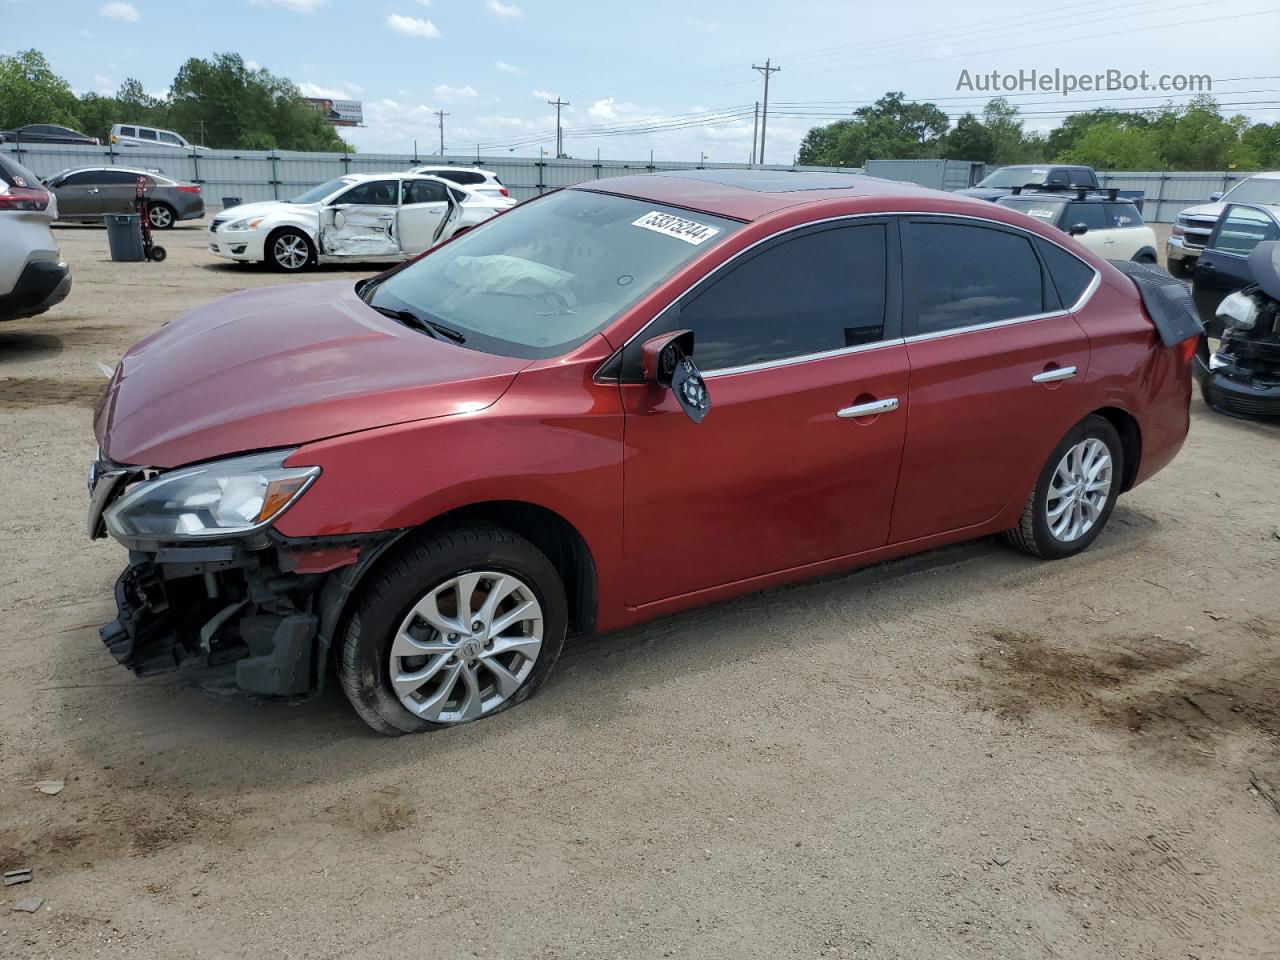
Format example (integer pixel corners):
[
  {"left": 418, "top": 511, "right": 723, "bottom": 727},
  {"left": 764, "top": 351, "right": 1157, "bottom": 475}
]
[{"left": 1, "top": 219, "right": 1278, "bottom": 960}]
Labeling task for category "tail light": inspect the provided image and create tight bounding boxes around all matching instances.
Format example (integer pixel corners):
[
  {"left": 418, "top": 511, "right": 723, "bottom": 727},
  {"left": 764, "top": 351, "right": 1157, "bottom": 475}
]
[
  {"left": 0, "top": 186, "right": 51, "bottom": 211},
  {"left": 1178, "top": 335, "right": 1202, "bottom": 364},
  {"left": 499, "top": 186, "right": 509, "bottom": 197},
  {"left": 176, "top": 185, "right": 202, "bottom": 194}
]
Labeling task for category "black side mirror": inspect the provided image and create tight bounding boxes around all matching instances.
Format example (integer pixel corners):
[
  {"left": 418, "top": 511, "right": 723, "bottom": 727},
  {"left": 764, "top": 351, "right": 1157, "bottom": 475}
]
[
  {"left": 641, "top": 329, "right": 710, "bottom": 423},
  {"left": 1068, "top": 222, "right": 1089, "bottom": 236}
]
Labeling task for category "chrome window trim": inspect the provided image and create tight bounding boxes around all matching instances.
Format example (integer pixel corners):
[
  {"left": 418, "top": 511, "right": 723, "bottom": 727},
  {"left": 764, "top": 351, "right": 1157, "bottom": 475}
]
[{"left": 596, "top": 209, "right": 1101, "bottom": 382}]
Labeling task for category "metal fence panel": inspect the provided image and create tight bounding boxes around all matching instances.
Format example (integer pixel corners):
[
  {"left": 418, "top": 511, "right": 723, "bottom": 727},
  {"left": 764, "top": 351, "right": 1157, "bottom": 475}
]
[{"left": 1, "top": 141, "right": 1250, "bottom": 221}]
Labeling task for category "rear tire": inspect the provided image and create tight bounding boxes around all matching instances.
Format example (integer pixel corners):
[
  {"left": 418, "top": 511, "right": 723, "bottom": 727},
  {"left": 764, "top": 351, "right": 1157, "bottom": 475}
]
[
  {"left": 1004, "top": 414, "right": 1124, "bottom": 560},
  {"left": 338, "top": 524, "right": 567, "bottom": 736},
  {"left": 148, "top": 202, "right": 175, "bottom": 230}
]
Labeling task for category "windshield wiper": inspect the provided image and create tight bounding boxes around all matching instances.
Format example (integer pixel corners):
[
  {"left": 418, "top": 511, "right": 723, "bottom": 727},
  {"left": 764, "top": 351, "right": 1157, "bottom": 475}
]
[{"left": 367, "top": 303, "right": 466, "bottom": 344}]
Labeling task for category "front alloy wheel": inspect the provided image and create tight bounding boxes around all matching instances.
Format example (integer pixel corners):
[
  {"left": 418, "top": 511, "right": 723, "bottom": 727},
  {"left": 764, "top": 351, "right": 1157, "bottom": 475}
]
[
  {"left": 269, "top": 230, "right": 312, "bottom": 272},
  {"left": 339, "top": 524, "right": 567, "bottom": 735},
  {"left": 389, "top": 571, "right": 543, "bottom": 723}
]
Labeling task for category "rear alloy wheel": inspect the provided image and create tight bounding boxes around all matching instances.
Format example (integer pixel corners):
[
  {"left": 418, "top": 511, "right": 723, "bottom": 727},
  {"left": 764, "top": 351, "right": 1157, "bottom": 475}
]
[
  {"left": 339, "top": 525, "right": 567, "bottom": 735},
  {"left": 1004, "top": 414, "right": 1123, "bottom": 560},
  {"left": 268, "top": 229, "right": 314, "bottom": 272},
  {"left": 148, "top": 202, "right": 175, "bottom": 229}
]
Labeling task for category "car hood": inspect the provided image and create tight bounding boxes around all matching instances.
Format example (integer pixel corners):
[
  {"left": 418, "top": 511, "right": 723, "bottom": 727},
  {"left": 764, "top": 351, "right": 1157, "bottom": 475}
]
[
  {"left": 95, "top": 280, "right": 531, "bottom": 468},
  {"left": 1178, "top": 201, "right": 1226, "bottom": 222},
  {"left": 216, "top": 200, "right": 308, "bottom": 221}
]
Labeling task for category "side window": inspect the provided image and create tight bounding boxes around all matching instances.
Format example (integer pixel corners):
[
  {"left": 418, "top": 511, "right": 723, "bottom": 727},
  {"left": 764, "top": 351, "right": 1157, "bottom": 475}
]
[
  {"left": 99, "top": 170, "right": 144, "bottom": 185},
  {"left": 138, "top": 128, "right": 158, "bottom": 141},
  {"left": 1037, "top": 239, "right": 1096, "bottom": 309},
  {"left": 335, "top": 179, "right": 397, "bottom": 205},
  {"left": 458, "top": 171, "right": 485, "bottom": 185},
  {"left": 449, "top": 186, "right": 467, "bottom": 204},
  {"left": 119, "top": 126, "right": 137, "bottom": 137},
  {"left": 1105, "top": 202, "right": 1142, "bottom": 228},
  {"left": 676, "top": 223, "right": 889, "bottom": 371},
  {"left": 905, "top": 221, "right": 1044, "bottom": 334},
  {"left": 1067, "top": 168, "right": 1095, "bottom": 187},
  {"left": 158, "top": 132, "right": 183, "bottom": 146},
  {"left": 1045, "top": 169, "right": 1071, "bottom": 187},
  {"left": 1211, "top": 205, "right": 1280, "bottom": 255},
  {"left": 1065, "top": 202, "right": 1108, "bottom": 231},
  {"left": 402, "top": 179, "right": 448, "bottom": 204},
  {"left": 62, "top": 171, "right": 102, "bottom": 185}
]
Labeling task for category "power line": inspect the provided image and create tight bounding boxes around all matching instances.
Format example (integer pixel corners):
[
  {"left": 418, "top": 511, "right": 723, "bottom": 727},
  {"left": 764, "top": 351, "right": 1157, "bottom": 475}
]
[{"left": 752, "top": 59, "right": 780, "bottom": 163}]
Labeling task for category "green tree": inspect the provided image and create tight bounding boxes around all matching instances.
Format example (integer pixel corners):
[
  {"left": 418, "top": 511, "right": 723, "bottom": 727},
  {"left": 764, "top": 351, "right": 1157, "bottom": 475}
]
[
  {"left": 982, "top": 98, "right": 1038, "bottom": 164},
  {"left": 1059, "top": 122, "right": 1162, "bottom": 169},
  {"left": 167, "top": 52, "right": 350, "bottom": 151},
  {"left": 0, "top": 49, "right": 80, "bottom": 130},
  {"left": 1045, "top": 109, "right": 1141, "bottom": 159},
  {"left": 1240, "top": 122, "right": 1280, "bottom": 168},
  {"left": 942, "top": 113, "right": 993, "bottom": 162},
  {"left": 797, "top": 120, "right": 856, "bottom": 166}
]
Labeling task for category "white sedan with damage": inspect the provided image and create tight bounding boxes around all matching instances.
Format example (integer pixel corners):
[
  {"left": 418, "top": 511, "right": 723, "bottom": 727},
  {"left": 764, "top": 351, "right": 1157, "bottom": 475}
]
[{"left": 208, "top": 173, "right": 510, "bottom": 272}]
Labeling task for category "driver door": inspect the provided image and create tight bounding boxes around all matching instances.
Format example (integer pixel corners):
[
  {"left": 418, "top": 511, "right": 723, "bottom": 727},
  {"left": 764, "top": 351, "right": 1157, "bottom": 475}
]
[
  {"left": 1192, "top": 204, "right": 1280, "bottom": 334},
  {"left": 319, "top": 178, "right": 401, "bottom": 258},
  {"left": 398, "top": 178, "right": 457, "bottom": 255}
]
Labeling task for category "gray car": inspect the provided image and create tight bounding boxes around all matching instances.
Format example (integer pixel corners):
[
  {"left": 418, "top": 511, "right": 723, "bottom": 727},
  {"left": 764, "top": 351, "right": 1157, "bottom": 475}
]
[{"left": 43, "top": 167, "right": 205, "bottom": 229}]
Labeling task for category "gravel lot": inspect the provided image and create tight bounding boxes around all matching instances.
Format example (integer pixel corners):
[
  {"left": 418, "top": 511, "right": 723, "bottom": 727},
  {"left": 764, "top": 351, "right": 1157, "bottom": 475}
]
[{"left": 1, "top": 219, "right": 1278, "bottom": 959}]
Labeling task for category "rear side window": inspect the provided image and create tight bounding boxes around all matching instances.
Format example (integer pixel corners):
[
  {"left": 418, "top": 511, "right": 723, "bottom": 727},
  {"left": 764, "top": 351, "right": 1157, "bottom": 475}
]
[
  {"left": 1105, "top": 202, "right": 1142, "bottom": 228},
  {"left": 158, "top": 132, "right": 183, "bottom": 146},
  {"left": 1067, "top": 168, "right": 1096, "bottom": 187},
  {"left": 1037, "top": 239, "right": 1096, "bottom": 309},
  {"left": 119, "top": 126, "right": 137, "bottom": 137},
  {"left": 904, "top": 221, "right": 1043, "bottom": 334},
  {"left": 138, "top": 128, "right": 158, "bottom": 141},
  {"left": 1065, "top": 202, "right": 1108, "bottom": 231},
  {"left": 99, "top": 170, "right": 146, "bottom": 185},
  {"left": 678, "top": 223, "right": 889, "bottom": 371},
  {"left": 402, "top": 178, "right": 448, "bottom": 204}
]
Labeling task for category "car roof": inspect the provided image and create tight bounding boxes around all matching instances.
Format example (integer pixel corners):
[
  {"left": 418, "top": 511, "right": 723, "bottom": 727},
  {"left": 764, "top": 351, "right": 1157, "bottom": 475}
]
[
  {"left": 58, "top": 165, "right": 175, "bottom": 179},
  {"left": 1000, "top": 192, "right": 1137, "bottom": 204},
  {"left": 574, "top": 168, "right": 946, "bottom": 221},
  {"left": 1244, "top": 171, "right": 1280, "bottom": 180}
]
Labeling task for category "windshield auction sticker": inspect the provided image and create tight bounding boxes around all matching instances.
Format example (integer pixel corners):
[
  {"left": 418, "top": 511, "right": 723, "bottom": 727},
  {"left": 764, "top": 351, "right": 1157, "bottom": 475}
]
[{"left": 632, "top": 211, "right": 720, "bottom": 245}]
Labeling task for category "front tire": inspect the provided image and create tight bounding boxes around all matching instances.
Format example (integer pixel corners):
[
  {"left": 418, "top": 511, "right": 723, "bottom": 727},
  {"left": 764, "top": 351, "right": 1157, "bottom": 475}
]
[
  {"left": 338, "top": 524, "right": 567, "bottom": 735},
  {"left": 1004, "top": 414, "right": 1123, "bottom": 560},
  {"left": 267, "top": 228, "right": 314, "bottom": 272}
]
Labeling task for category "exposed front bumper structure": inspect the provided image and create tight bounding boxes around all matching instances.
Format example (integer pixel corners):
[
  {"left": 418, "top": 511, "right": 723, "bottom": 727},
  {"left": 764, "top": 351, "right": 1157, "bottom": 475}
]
[{"left": 1194, "top": 344, "right": 1280, "bottom": 421}]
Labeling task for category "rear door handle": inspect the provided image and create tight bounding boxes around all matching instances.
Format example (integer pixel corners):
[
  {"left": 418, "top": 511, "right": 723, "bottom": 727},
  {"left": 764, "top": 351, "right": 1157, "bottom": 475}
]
[
  {"left": 837, "top": 397, "right": 899, "bottom": 418},
  {"left": 1032, "top": 366, "right": 1078, "bottom": 384}
]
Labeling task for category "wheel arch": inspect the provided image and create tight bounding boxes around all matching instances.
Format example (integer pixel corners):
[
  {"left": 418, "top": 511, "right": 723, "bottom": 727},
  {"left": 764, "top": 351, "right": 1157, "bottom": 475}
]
[
  {"left": 264, "top": 223, "right": 317, "bottom": 265},
  {"left": 316, "top": 499, "right": 598, "bottom": 678},
  {"left": 1092, "top": 405, "right": 1141, "bottom": 491},
  {"left": 1131, "top": 246, "right": 1158, "bottom": 263}
]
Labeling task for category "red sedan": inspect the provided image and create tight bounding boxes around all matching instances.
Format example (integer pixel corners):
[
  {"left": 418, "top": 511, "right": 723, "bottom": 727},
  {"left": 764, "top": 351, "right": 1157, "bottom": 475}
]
[{"left": 89, "top": 170, "right": 1197, "bottom": 734}]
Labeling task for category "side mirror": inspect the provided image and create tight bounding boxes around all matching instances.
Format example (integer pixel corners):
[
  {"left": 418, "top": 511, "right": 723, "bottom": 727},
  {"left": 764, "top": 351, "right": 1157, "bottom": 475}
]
[
  {"left": 641, "top": 329, "right": 710, "bottom": 423},
  {"left": 1068, "top": 222, "right": 1089, "bottom": 236},
  {"left": 1209, "top": 192, "right": 1223, "bottom": 202}
]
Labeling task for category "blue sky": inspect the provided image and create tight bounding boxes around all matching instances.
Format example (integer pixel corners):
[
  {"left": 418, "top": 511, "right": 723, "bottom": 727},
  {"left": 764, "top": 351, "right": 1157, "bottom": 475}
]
[{"left": 4, "top": 0, "right": 1279, "bottom": 162}]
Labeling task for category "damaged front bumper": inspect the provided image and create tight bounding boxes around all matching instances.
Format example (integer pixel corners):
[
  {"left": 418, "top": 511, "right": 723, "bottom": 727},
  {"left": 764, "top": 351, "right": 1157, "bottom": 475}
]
[{"left": 1194, "top": 339, "right": 1280, "bottom": 421}]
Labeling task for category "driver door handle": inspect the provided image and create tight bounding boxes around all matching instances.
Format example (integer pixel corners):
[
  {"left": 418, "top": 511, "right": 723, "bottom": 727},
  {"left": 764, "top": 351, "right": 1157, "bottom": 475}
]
[
  {"left": 1032, "top": 365, "right": 1077, "bottom": 383},
  {"left": 837, "top": 397, "right": 899, "bottom": 418}
]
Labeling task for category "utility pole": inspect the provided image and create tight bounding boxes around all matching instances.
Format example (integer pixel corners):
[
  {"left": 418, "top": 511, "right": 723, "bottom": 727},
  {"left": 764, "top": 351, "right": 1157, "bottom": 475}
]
[
  {"left": 750, "top": 102, "right": 759, "bottom": 165},
  {"left": 751, "top": 59, "right": 780, "bottom": 164},
  {"left": 434, "top": 109, "right": 449, "bottom": 155},
  {"left": 547, "top": 97, "right": 569, "bottom": 158}
]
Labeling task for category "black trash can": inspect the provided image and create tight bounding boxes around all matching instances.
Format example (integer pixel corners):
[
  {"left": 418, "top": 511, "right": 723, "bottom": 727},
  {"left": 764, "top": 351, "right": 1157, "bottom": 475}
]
[
  {"left": 221, "top": 196, "right": 242, "bottom": 209},
  {"left": 105, "top": 214, "right": 145, "bottom": 262}
]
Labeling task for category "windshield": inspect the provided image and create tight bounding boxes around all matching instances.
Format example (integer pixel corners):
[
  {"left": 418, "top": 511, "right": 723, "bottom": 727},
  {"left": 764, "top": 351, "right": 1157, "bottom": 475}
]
[
  {"left": 289, "top": 177, "right": 352, "bottom": 204},
  {"left": 369, "top": 190, "right": 742, "bottom": 358},
  {"left": 977, "top": 167, "right": 1047, "bottom": 189},
  {"left": 996, "top": 198, "right": 1066, "bottom": 222},
  {"left": 1223, "top": 178, "right": 1280, "bottom": 205}
]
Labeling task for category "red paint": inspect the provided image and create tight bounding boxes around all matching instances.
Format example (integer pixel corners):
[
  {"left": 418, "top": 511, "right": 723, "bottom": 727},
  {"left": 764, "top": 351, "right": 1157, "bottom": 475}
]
[{"left": 96, "top": 174, "right": 1193, "bottom": 637}]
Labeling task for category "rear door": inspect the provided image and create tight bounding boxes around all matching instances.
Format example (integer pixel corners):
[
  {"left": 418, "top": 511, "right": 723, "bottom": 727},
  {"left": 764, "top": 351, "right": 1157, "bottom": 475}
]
[
  {"left": 319, "top": 179, "right": 401, "bottom": 258},
  {"left": 1192, "top": 203, "right": 1280, "bottom": 334},
  {"left": 398, "top": 177, "right": 453, "bottom": 254},
  {"left": 620, "top": 219, "right": 911, "bottom": 605},
  {"left": 890, "top": 218, "right": 1092, "bottom": 543},
  {"left": 96, "top": 169, "right": 146, "bottom": 215}
]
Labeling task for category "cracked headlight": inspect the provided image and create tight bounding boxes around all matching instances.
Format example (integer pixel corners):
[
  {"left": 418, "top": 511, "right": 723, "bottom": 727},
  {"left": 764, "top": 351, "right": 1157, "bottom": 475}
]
[
  {"left": 104, "top": 450, "right": 319, "bottom": 541},
  {"left": 225, "top": 217, "right": 264, "bottom": 231}
]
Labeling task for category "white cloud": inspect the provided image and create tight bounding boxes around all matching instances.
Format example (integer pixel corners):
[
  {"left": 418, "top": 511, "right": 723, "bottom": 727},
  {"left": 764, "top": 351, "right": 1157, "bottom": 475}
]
[
  {"left": 249, "top": 0, "right": 326, "bottom": 12},
  {"left": 100, "top": 2, "right": 139, "bottom": 21},
  {"left": 414, "top": 0, "right": 431, "bottom": 4},
  {"left": 495, "top": 60, "right": 522, "bottom": 75},
  {"left": 532, "top": 89, "right": 555, "bottom": 100},
  {"left": 93, "top": 73, "right": 113, "bottom": 93},
  {"left": 434, "top": 83, "right": 478, "bottom": 99},
  {"left": 245, "top": 59, "right": 263, "bottom": 71},
  {"left": 298, "top": 81, "right": 356, "bottom": 99},
  {"left": 347, "top": 82, "right": 365, "bottom": 94},
  {"left": 386, "top": 13, "right": 441, "bottom": 38},
  {"left": 486, "top": 0, "right": 523, "bottom": 17},
  {"left": 588, "top": 97, "right": 617, "bottom": 122}
]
